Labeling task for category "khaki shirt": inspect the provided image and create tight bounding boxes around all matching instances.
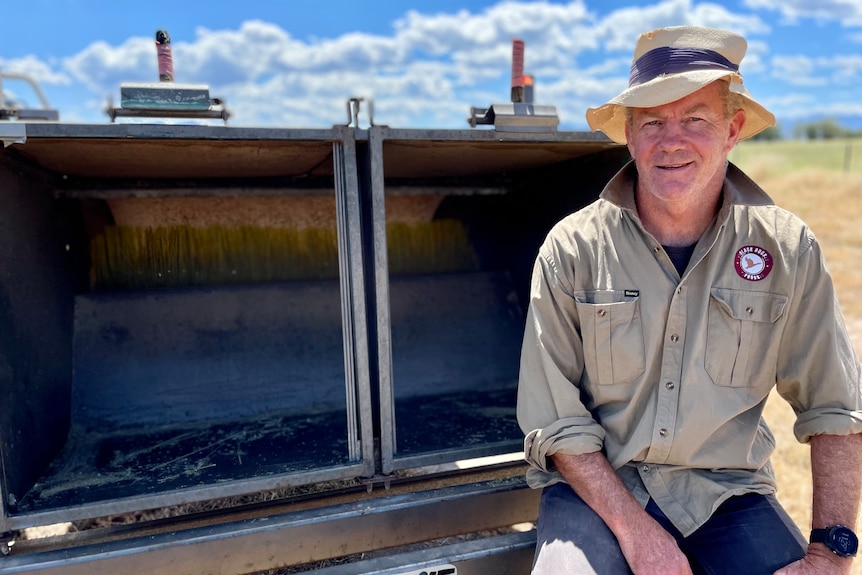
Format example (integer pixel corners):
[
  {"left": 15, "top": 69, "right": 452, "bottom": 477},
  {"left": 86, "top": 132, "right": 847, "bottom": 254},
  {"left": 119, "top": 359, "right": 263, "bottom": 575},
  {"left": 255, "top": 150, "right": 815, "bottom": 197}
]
[{"left": 517, "top": 161, "right": 862, "bottom": 536}]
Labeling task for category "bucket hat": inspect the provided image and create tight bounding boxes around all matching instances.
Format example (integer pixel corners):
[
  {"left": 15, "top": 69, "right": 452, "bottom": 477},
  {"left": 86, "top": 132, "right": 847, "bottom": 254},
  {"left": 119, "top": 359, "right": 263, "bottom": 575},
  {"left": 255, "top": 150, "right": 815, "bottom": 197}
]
[{"left": 586, "top": 26, "right": 775, "bottom": 144}]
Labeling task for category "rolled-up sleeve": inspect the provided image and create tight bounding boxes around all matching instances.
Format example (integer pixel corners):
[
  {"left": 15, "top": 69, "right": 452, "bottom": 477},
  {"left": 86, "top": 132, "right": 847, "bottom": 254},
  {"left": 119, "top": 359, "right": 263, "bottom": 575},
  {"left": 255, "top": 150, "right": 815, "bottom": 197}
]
[
  {"left": 517, "top": 246, "right": 606, "bottom": 483},
  {"left": 775, "top": 231, "right": 862, "bottom": 443}
]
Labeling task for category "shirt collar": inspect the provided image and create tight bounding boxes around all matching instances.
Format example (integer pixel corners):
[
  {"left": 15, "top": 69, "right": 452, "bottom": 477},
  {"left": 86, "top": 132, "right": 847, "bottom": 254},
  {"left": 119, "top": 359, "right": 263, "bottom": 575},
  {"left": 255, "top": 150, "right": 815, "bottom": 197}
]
[{"left": 599, "top": 160, "right": 775, "bottom": 215}]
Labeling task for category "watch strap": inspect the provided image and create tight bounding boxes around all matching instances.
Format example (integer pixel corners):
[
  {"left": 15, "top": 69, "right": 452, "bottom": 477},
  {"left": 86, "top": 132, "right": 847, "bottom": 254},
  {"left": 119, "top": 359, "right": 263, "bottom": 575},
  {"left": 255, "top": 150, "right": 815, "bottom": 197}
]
[{"left": 809, "top": 528, "right": 829, "bottom": 544}]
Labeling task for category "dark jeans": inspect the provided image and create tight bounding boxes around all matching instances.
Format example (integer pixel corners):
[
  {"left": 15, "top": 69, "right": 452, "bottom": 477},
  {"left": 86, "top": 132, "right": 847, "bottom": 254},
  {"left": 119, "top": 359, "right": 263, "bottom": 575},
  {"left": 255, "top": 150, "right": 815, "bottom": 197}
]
[{"left": 533, "top": 482, "right": 808, "bottom": 575}]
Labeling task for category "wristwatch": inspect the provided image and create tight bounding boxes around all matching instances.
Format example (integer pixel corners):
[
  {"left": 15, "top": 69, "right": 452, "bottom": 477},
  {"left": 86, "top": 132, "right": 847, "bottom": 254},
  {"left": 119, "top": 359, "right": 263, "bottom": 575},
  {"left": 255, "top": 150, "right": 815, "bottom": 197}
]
[{"left": 810, "top": 525, "right": 859, "bottom": 558}]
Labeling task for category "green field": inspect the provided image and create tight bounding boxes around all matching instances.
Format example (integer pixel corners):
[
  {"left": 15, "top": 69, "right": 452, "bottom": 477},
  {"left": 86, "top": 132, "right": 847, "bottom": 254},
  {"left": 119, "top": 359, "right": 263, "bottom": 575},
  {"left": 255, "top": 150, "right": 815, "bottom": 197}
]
[{"left": 729, "top": 137, "right": 862, "bottom": 175}]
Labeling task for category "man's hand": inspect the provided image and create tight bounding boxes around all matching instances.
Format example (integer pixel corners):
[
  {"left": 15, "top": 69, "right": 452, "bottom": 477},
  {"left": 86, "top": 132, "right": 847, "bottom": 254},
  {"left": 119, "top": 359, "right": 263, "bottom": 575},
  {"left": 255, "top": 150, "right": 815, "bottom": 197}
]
[
  {"left": 615, "top": 513, "right": 694, "bottom": 575},
  {"left": 773, "top": 544, "right": 853, "bottom": 575},
  {"left": 552, "top": 451, "right": 694, "bottom": 574}
]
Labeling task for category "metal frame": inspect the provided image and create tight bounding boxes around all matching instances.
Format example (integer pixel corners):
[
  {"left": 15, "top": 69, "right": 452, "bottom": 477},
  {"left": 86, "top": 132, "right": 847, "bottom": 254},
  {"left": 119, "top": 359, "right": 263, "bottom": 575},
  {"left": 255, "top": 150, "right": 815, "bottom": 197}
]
[
  {"left": 370, "top": 126, "right": 619, "bottom": 475},
  {"left": 0, "top": 123, "right": 376, "bottom": 532},
  {"left": 0, "top": 71, "right": 60, "bottom": 122}
]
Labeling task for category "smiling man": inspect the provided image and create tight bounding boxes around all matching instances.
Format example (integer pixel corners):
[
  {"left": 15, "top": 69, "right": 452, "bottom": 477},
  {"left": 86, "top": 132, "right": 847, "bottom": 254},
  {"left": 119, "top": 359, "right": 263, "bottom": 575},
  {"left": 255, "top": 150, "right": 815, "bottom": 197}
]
[{"left": 517, "top": 26, "right": 862, "bottom": 575}]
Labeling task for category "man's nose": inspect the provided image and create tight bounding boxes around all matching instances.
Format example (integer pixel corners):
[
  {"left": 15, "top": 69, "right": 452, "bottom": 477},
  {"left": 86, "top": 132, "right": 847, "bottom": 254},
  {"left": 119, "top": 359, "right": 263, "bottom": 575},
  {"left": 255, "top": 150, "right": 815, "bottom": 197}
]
[{"left": 658, "top": 122, "right": 686, "bottom": 151}]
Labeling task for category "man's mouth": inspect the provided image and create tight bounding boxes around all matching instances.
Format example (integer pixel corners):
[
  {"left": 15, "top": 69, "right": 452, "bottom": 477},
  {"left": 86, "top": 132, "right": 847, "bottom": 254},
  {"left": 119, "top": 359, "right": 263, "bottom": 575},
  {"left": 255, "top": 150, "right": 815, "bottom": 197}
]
[{"left": 658, "top": 162, "right": 692, "bottom": 170}]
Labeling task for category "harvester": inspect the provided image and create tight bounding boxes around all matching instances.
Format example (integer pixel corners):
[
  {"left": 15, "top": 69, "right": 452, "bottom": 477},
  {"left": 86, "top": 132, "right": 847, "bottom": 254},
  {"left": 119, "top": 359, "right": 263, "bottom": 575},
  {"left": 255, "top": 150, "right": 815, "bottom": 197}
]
[{"left": 0, "top": 37, "right": 629, "bottom": 574}]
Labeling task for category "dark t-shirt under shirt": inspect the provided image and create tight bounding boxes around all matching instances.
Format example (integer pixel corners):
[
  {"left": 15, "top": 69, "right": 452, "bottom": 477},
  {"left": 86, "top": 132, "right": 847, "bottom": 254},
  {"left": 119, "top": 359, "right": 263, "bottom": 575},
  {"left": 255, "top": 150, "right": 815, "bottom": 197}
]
[{"left": 664, "top": 243, "right": 697, "bottom": 275}]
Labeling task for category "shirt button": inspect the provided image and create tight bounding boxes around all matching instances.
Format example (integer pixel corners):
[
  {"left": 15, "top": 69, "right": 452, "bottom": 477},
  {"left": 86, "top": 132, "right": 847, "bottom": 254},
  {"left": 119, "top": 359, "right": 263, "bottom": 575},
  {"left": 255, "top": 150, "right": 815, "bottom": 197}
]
[
  {"left": 665, "top": 381, "right": 675, "bottom": 390},
  {"left": 659, "top": 428, "right": 668, "bottom": 437},
  {"left": 598, "top": 309, "right": 606, "bottom": 317},
  {"left": 642, "top": 464, "right": 651, "bottom": 472},
  {"left": 654, "top": 247, "right": 661, "bottom": 254},
  {"left": 670, "top": 334, "right": 679, "bottom": 342},
  {"left": 746, "top": 307, "right": 754, "bottom": 316}
]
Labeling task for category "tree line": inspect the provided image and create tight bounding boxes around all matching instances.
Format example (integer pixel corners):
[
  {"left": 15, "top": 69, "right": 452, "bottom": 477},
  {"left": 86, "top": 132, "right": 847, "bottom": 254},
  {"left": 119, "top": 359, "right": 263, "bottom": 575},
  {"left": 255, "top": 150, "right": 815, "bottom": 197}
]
[{"left": 751, "top": 119, "right": 862, "bottom": 141}]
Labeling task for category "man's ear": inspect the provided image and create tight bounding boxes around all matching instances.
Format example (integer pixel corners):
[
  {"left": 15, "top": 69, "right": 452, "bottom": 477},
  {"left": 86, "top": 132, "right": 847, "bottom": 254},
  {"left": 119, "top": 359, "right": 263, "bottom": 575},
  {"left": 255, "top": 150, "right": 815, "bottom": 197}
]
[{"left": 727, "top": 109, "right": 746, "bottom": 149}]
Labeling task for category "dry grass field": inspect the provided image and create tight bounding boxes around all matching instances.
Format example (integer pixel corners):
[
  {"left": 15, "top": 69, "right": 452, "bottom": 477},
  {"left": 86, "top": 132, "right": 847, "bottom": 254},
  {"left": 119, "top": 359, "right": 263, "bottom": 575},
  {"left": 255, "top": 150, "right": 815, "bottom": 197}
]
[{"left": 730, "top": 139, "right": 862, "bottom": 573}]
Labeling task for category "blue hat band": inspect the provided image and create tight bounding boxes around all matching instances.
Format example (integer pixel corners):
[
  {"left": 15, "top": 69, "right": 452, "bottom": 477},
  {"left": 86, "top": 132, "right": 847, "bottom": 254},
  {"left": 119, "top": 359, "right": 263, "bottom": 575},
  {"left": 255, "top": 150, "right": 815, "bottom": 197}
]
[{"left": 629, "top": 46, "right": 738, "bottom": 87}]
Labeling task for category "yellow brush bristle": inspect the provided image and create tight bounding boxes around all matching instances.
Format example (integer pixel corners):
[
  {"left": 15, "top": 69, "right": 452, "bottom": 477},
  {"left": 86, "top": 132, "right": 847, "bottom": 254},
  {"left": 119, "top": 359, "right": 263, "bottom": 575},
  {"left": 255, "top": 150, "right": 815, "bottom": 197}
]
[
  {"left": 385, "top": 220, "right": 478, "bottom": 276},
  {"left": 90, "top": 225, "right": 340, "bottom": 290},
  {"left": 90, "top": 220, "right": 477, "bottom": 290}
]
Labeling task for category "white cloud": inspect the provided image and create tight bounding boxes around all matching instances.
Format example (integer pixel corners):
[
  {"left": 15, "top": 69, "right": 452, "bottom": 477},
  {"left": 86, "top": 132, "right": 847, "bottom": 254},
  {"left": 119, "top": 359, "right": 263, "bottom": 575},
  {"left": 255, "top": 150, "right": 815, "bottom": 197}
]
[
  {"left": 52, "top": 0, "right": 610, "bottom": 127},
  {"left": 31, "top": 0, "right": 862, "bottom": 131},
  {"left": 744, "top": 0, "right": 862, "bottom": 26},
  {"left": 741, "top": 39, "right": 769, "bottom": 74},
  {"left": 0, "top": 55, "right": 71, "bottom": 85},
  {"left": 827, "top": 54, "right": 862, "bottom": 78},
  {"left": 596, "top": 0, "right": 769, "bottom": 52},
  {"left": 770, "top": 53, "right": 862, "bottom": 88},
  {"left": 64, "top": 38, "right": 156, "bottom": 91}
]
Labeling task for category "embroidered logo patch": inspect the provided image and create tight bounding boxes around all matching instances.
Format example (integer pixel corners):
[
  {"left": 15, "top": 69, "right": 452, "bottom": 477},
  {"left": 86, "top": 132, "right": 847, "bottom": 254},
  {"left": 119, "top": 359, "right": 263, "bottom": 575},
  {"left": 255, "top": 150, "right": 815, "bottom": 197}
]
[{"left": 734, "top": 245, "right": 773, "bottom": 281}]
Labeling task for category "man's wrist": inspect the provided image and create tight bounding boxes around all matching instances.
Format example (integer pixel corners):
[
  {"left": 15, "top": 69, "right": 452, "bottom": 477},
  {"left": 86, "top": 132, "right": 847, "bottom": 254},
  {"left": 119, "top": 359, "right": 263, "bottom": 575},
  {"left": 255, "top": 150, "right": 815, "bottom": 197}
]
[{"left": 809, "top": 525, "right": 858, "bottom": 558}]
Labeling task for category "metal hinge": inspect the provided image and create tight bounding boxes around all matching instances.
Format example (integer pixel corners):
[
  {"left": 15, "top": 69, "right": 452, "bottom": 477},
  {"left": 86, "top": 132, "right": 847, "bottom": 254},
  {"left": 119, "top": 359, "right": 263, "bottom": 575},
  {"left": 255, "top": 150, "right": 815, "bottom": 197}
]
[{"left": 360, "top": 474, "right": 394, "bottom": 493}]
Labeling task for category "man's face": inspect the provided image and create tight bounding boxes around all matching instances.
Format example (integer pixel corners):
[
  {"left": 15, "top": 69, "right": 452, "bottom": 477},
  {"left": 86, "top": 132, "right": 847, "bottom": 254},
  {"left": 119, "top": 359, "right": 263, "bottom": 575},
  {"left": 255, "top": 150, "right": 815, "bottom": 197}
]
[{"left": 624, "top": 81, "right": 745, "bottom": 206}]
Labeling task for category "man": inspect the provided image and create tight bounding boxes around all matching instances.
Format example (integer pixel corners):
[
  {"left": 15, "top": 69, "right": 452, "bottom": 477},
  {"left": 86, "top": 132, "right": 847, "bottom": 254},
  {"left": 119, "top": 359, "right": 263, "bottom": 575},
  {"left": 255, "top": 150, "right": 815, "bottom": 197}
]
[{"left": 517, "top": 25, "right": 862, "bottom": 575}]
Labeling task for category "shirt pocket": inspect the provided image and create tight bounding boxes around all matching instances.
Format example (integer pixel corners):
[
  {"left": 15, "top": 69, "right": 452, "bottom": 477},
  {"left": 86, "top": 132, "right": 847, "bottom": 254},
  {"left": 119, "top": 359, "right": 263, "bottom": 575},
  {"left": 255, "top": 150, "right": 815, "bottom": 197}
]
[
  {"left": 705, "top": 288, "right": 788, "bottom": 388},
  {"left": 574, "top": 290, "right": 645, "bottom": 385}
]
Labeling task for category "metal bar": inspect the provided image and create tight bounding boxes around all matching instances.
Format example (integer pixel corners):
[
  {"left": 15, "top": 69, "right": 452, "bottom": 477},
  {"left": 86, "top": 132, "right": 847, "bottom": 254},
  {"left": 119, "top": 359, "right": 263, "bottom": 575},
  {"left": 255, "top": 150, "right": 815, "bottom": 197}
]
[
  {"left": 334, "top": 131, "right": 358, "bottom": 461},
  {"left": 341, "top": 130, "right": 377, "bottom": 470},
  {"left": 393, "top": 453, "right": 526, "bottom": 480},
  {"left": 54, "top": 186, "right": 336, "bottom": 199},
  {"left": 0, "top": 72, "right": 55, "bottom": 111},
  {"left": 382, "top": 186, "right": 506, "bottom": 196},
  {"left": 18, "top": 123, "right": 344, "bottom": 142},
  {"left": 291, "top": 529, "right": 536, "bottom": 575},
  {"left": 333, "top": 126, "right": 374, "bottom": 465},
  {"left": 2, "top": 463, "right": 370, "bottom": 532},
  {"left": 389, "top": 444, "right": 523, "bottom": 474},
  {"left": 371, "top": 126, "right": 615, "bottom": 144},
  {"left": 11, "top": 122, "right": 618, "bottom": 148},
  {"left": 53, "top": 185, "right": 503, "bottom": 201},
  {"left": 0, "top": 479, "right": 539, "bottom": 575},
  {"left": 369, "top": 126, "right": 397, "bottom": 475},
  {"left": 106, "top": 107, "right": 229, "bottom": 123}
]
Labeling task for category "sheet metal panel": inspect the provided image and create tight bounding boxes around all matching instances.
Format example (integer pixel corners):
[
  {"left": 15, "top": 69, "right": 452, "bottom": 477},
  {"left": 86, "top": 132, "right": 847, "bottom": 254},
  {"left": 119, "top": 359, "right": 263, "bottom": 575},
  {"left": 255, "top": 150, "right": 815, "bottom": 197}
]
[
  {"left": 0, "top": 155, "right": 78, "bottom": 534},
  {"left": 0, "top": 479, "right": 538, "bottom": 575}
]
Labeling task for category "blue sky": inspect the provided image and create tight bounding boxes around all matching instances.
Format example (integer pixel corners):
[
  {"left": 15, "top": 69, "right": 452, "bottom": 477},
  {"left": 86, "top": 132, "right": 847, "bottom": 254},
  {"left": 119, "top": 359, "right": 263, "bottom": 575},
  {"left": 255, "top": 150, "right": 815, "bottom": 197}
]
[{"left": 2, "top": 0, "right": 861, "bottom": 131}]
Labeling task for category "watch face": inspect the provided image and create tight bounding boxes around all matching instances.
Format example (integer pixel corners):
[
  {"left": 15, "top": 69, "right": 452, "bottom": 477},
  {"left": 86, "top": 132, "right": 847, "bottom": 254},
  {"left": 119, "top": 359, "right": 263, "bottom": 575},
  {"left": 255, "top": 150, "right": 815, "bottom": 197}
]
[{"left": 829, "top": 526, "right": 859, "bottom": 557}]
